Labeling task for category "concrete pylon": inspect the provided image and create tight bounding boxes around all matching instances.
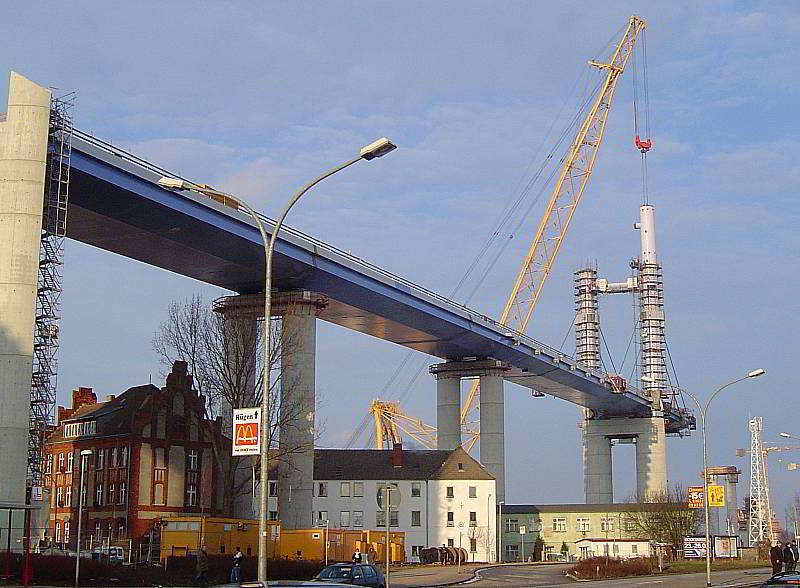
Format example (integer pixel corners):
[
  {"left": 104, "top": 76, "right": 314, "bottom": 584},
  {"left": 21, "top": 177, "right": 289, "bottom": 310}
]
[
  {"left": 429, "top": 359, "right": 510, "bottom": 501},
  {"left": 0, "top": 73, "right": 51, "bottom": 504},
  {"left": 583, "top": 420, "right": 613, "bottom": 503},
  {"left": 435, "top": 374, "right": 461, "bottom": 450}
]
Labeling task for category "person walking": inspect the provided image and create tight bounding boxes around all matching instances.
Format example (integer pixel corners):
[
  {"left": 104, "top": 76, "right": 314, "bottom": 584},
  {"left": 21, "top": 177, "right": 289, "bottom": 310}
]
[
  {"left": 791, "top": 541, "right": 799, "bottom": 572},
  {"left": 230, "top": 546, "right": 243, "bottom": 584},
  {"left": 784, "top": 542, "right": 797, "bottom": 573},
  {"left": 352, "top": 550, "right": 362, "bottom": 563},
  {"left": 770, "top": 542, "right": 784, "bottom": 576},
  {"left": 195, "top": 544, "right": 210, "bottom": 587}
]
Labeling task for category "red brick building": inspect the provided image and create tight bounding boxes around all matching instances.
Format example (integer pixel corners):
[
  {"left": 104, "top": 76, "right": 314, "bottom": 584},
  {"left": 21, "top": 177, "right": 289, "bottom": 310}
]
[{"left": 44, "top": 361, "right": 229, "bottom": 547}]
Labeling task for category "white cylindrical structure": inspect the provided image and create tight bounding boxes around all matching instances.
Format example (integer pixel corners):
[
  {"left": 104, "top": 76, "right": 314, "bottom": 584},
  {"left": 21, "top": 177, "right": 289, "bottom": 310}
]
[
  {"left": 574, "top": 268, "right": 600, "bottom": 369},
  {"left": 436, "top": 375, "right": 462, "bottom": 451},
  {"left": 0, "top": 72, "right": 51, "bottom": 504},
  {"left": 639, "top": 205, "right": 657, "bottom": 265},
  {"left": 583, "top": 422, "right": 613, "bottom": 504}
]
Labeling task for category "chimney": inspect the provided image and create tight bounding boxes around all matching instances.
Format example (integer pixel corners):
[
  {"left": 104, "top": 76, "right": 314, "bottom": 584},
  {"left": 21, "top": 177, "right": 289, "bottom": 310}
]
[{"left": 391, "top": 443, "right": 403, "bottom": 468}]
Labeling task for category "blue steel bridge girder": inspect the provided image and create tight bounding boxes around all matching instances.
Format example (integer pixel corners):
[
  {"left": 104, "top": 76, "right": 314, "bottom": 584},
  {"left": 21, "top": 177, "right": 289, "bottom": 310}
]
[{"left": 65, "top": 131, "right": 688, "bottom": 430}]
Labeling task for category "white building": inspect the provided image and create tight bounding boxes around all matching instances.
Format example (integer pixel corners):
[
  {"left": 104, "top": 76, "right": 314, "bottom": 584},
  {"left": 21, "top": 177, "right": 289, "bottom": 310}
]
[
  {"left": 260, "top": 446, "right": 496, "bottom": 563},
  {"left": 574, "top": 538, "right": 651, "bottom": 559}
]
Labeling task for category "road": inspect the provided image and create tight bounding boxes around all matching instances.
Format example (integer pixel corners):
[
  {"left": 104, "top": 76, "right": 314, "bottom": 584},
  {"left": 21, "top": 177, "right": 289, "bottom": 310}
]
[{"left": 466, "top": 564, "right": 772, "bottom": 587}]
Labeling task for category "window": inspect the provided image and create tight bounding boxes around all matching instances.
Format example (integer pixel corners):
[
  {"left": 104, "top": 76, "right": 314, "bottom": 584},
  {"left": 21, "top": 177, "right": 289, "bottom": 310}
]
[
  {"left": 353, "top": 511, "right": 363, "bottom": 527},
  {"left": 411, "top": 545, "right": 419, "bottom": 557},
  {"left": 269, "top": 511, "right": 278, "bottom": 521},
  {"left": 504, "top": 544, "right": 519, "bottom": 561},
  {"left": 470, "top": 538, "right": 477, "bottom": 552},
  {"left": 317, "top": 482, "right": 328, "bottom": 497},
  {"left": 505, "top": 518, "right": 519, "bottom": 533},
  {"left": 552, "top": 518, "right": 566, "bottom": 532},
  {"left": 154, "top": 483, "right": 165, "bottom": 505},
  {"left": 624, "top": 517, "right": 636, "bottom": 532},
  {"left": 58, "top": 453, "right": 64, "bottom": 471},
  {"left": 446, "top": 486, "right": 454, "bottom": 498},
  {"left": 56, "top": 487, "right": 63, "bottom": 507},
  {"left": 576, "top": 518, "right": 590, "bottom": 532},
  {"left": 458, "top": 462, "right": 464, "bottom": 472},
  {"left": 411, "top": 482, "right": 421, "bottom": 497},
  {"left": 316, "top": 511, "right": 328, "bottom": 525},
  {"left": 110, "top": 447, "right": 117, "bottom": 468},
  {"left": 67, "top": 452, "right": 74, "bottom": 472},
  {"left": 376, "top": 510, "right": 398, "bottom": 527},
  {"left": 353, "top": 482, "right": 364, "bottom": 497},
  {"left": 94, "top": 521, "right": 101, "bottom": 538},
  {"left": 65, "top": 486, "right": 72, "bottom": 507},
  {"left": 580, "top": 546, "right": 590, "bottom": 559},
  {"left": 469, "top": 511, "right": 477, "bottom": 527},
  {"left": 119, "top": 482, "right": 126, "bottom": 505},
  {"left": 46, "top": 455, "right": 52, "bottom": 474},
  {"left": 186, "top": 483, "right": 197, "bottom": 506},
  {"left": 120, "top": 446, "right": 128, "bottom": 467},
  {"left": 340, "top": 482, "right": 350, "bottom": 497},
  {"left": 96, "top": 483, "right": 104, "bottom": 505},
  {"left": 108, "top": 483, "right": 116, "bottom": 504},
  {"left": 411, "top": 510, "right": 421, "bottom": 527},
  {"left": 55, "top": 521, "right": 61, "bottom": 543},
  {"left": 80, "top": 484, "right": 86, "bottom": 506},
  {"left": 340, "top": 511, "right": 350, "bottom": 527},
  {"left": 447, "top": 511, "right": 454, "bottom": 527},
  {"left": 631, "top": 544, "right": 638, "bottom": 555},
  {"left": 603, "top": 543, "right": 610, "bottom": 556},
  {"left": 96, "top": 449, "right": 105, "bottom": 470},
  {"left": 469, "top": 486, "right": 477, "bottom": 498},
  {"left": 188, "top": 449, "right": 198, "bottom": 471},
  {"left": 601, "top": 517, "right": 615, "bottom": 532},
  {"left": 64, "top": 521, "right": 70, "bottom": 542},
  {"left": 268, "top": 481, "right": 277, "bottom": 497},
  {"left": 118, "top": 521, "right": 125, "bottom": 538},
  {"left": 613, "top": 543, "right": 619, "bottom": 555},
  {"left": 448, "top": 538, "right": 454, "bottom": 547}
]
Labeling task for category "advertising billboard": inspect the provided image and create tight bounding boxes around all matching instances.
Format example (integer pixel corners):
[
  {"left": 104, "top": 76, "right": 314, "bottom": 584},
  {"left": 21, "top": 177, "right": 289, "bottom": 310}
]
[{"left": 232, "top": 407, "right": 261, "bottom": 455}]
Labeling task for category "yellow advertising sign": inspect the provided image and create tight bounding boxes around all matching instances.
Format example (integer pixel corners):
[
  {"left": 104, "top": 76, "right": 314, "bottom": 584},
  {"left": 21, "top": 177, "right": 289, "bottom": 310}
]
[{"left": 708, "top": 484, "right": 725, "bottom": 507}]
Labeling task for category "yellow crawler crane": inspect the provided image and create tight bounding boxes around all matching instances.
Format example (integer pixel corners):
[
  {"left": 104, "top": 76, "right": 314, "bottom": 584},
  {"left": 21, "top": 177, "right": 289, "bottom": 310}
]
[{"left": 458, "top": 15, "right": 648, "bottom": 451}]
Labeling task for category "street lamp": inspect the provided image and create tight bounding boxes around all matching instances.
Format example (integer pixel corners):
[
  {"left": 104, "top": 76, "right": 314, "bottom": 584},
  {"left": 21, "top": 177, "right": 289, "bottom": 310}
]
[
  {"left": 780, "top": 432, "right": 797, "bottom": 440},
  {"left": 159, "top": 137, "right": 396, "bottom": 583},
  {"left": 74, "top": 449, "right": 92, "bottom": 588},
  {"left": 654, "top": 368, "right": 765, "bottom": 587},
  {"left": 486, "top": 493, "right": 492, "bottom": 563}
]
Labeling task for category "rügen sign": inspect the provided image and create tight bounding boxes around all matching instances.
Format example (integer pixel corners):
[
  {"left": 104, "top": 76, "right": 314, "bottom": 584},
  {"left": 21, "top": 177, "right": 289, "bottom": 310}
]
[{"left": 233, "top": 408, "right": 261, "bottom": 456}]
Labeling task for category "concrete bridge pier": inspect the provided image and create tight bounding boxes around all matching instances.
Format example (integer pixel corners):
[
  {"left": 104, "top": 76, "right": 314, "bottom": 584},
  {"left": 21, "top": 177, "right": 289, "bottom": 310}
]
[
  {"left": 584, "top": 416, "right": 666, "bottom": 503},
  {"left": 0, "top": 73, "right": 51, "bottom": 504},
  {"left": 430, "top": 359, "right": 510, "bottom": 501}
]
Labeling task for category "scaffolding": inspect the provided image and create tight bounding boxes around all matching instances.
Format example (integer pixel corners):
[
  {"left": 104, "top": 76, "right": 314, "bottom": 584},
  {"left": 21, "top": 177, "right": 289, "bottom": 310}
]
[
  {"left": 748, "top": 416, "right": 774, "bottom": 546},
  {"left": 28, "top": 93, "right": 73, "bottom": 491}
]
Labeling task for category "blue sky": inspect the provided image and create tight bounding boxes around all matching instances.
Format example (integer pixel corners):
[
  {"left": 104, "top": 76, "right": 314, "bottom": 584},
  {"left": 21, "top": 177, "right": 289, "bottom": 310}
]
[{"left": 3, "top": 1, "right": 798, "bottom": 519}]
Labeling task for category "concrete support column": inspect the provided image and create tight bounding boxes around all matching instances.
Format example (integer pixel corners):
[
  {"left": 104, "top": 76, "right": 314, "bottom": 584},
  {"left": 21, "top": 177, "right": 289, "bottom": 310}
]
[
  {"left": 583, "top": 419, "right": 613, "bottom": 504},
  {"left": 634, "top": 417, "right": 667, "bottom": 499},
  {"left": 0, "top": 73, "right": 50, "bottom": 504},
  {"left": 435, "top": 375, "right": 461, "bottom": 450},
  {"left": 479, "top": 372, "right": 506, "bottom": 502},
  {"left": 277, "top": 309, "right": 316, "bottom": 529}
]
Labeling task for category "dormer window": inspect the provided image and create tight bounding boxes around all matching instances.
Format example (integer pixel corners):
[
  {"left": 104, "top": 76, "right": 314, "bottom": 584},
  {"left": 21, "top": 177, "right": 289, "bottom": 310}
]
[
  {"left": 64, "top": 421, "right": 96, "bottom": 438},
  {"left": 458, "top": 462, "right": 464, "bottom": 472}
]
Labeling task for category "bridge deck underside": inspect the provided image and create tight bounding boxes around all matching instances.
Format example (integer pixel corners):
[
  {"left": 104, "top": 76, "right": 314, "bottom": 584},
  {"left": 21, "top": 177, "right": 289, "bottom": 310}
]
[{"left": 66, "top": 138, "right": 658, "bottom": 420}]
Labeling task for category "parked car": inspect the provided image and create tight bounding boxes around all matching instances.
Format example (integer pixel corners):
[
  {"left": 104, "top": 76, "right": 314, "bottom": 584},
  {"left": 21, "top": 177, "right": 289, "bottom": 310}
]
[
  {"left": 312, "top": 563, "right": 385, "bottom": 587},
  {"left": 760, "top": 571, "right": 800, "bottom": 586}
]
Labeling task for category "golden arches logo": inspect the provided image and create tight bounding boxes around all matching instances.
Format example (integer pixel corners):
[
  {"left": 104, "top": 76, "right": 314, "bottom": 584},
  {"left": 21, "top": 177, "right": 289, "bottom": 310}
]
[{"left": 235, "top": 423, "right": 258, "bottom": 445}]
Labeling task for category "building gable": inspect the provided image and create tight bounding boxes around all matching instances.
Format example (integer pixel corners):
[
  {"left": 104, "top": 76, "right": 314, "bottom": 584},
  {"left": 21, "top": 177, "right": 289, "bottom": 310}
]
[{"left": 430, "top": 446, "right": 493, "bottom": 481}]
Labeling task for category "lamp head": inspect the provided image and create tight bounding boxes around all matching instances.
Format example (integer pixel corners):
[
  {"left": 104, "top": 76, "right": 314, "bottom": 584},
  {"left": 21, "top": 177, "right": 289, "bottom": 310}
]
[
  {"left": 747, "top": 368, "right": 766, "bottom": 378},
  {"left": 80, "top": 449, "right": 93, "bottom": 457},
  {"left": 360, "top": 137, "right": 397, "bottom": 160},
  {"left": 780, "top": 432, "right": 791, "bottom": 438}
]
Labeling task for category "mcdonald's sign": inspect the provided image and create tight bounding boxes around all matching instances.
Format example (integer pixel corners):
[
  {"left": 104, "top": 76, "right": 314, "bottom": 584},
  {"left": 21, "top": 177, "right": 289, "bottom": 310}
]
[{"left": 232, "top": 408, "right": 262, "bottom": 456}]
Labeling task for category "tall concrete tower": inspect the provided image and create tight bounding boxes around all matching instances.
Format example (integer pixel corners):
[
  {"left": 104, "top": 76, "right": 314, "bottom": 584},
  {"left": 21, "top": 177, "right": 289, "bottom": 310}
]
[{"left": 0, "top": 73, "right": 51, "bottom": 505}]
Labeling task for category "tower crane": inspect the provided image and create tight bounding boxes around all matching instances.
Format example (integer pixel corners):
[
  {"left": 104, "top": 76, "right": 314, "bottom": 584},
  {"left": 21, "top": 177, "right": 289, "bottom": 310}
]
[
  {"left": 370, "top": 400, "right": 437, "bottom": 450},
  {"left": 365, "top": 16, "right": 649, "bottom": 452}
]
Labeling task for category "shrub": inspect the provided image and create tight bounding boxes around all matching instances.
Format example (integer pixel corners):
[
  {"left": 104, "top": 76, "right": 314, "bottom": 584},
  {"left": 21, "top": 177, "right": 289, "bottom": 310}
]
[{"left": 570, "top": 556, "right": 653, "bottom": 579}]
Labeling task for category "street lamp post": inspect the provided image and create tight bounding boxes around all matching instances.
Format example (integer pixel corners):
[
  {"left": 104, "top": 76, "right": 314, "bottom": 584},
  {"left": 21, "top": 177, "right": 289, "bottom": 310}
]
[
  {"left": 671, "top": 368, "right": 765, "bottom": 587},
  {"left": 74, "top": 449, "right": 92, "bottom": 588},
  {"left": 486, "top": 493, "right": 492, "bottom": 563},
  {"left": 159, "top": 137, "right": 396, "bottom": 583}
]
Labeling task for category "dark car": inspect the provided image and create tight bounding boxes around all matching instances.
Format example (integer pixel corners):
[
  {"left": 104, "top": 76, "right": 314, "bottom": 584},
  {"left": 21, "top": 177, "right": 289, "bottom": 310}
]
[
  {"left": 313, "top": 563, "right": 385, "bottom": 587},
  {"left": 760, "top": 571, "right": 800, "bottom": 586}
]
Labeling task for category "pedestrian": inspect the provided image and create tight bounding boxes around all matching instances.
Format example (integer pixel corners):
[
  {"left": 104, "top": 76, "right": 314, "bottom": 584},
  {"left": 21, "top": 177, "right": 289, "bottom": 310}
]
[
  {"left": 784, "top": 542, "right": 796, "bottom": 573},
  {"left": 230, "top": 545, "right": 243, "bottom": 584},
  {"left": 792, "top": 541, "right": 800, "bottom": 572},
  {"left": 352, "top": 550, "right": 362, "bottom": 563},
  {"left": 195, "top": 544, "right": 210, "bottom": 587},
  {"left": 770, "top": 541, "right": 784, "bottom": 576}
]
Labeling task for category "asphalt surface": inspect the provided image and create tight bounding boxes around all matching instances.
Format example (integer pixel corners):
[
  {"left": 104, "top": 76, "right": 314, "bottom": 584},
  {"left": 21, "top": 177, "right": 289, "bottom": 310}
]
[{"left": 465, "top": 564, "right": 772, "bottom": 587}]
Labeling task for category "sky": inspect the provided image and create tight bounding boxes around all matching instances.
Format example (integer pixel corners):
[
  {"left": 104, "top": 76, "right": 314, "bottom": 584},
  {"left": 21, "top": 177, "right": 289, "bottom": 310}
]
[{"left": 2, "top": 1, "right": 798, "bottom": 522}]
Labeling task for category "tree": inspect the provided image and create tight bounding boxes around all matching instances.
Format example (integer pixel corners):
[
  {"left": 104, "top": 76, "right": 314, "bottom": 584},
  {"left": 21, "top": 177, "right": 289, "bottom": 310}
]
[
  {"left": 533, "top": 536, "right": 544, "bottom": 561},
  {"left": 152, "top": 293, "right": 321, "bottom": 515},
  {"left": 624, "top": 483, "right": 700, "bottom": 548}
]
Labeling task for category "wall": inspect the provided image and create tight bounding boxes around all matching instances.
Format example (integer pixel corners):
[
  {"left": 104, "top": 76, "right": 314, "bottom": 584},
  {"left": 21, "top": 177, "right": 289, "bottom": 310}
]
[{"left": 428, "top": 479, "right": 495, "bottom": 562}]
